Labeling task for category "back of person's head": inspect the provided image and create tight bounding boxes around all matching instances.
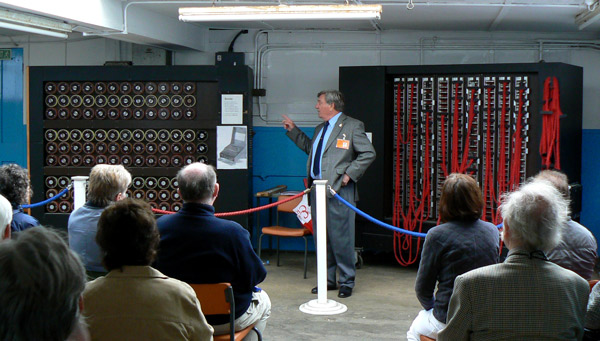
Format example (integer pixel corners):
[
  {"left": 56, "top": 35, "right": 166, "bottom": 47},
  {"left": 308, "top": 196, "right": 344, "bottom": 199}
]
[
  {"left": 500, "top": 180, "right": 568, "bottom": 252},
  {"left": 96, "top": 198, "right": 159, "bottom": 271},
  {"left": 534, "top": 169, "right": 569, "bottom": 199},
  {"left": 0, "top": 227, "right": 86, "bottom": 340},
  {"left": 317, "top": 90, "right": 345, "bottom": 112},
  {"left": 0, "top": 194, "right": 12, "bottom": 240},
  {"left": 87, "top": 164, "right": 132, "bottom": 207},
  {"left": 177, "top": 162, "right": 217, "bottom": 204},
  {"left": 0, "top": 163, "right": 32, "bottom": 207},
  {"left": 438, "top": 173, "right": 484, "bottom": 223}
]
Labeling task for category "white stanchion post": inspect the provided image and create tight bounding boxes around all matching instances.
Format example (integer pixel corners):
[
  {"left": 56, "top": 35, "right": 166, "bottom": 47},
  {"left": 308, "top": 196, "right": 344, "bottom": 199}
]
[
  {"left": 299, "top": 180, "right": 347, "bottom": 315},
  {"left": 71, "top": 176, "right": 89, "bottom": 211}
]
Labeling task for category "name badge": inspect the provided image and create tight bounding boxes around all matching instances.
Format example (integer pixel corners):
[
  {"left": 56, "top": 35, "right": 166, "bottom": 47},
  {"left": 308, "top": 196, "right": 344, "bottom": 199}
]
[{"left": 336, "top": 139, "right": 350, "bottom": 149}]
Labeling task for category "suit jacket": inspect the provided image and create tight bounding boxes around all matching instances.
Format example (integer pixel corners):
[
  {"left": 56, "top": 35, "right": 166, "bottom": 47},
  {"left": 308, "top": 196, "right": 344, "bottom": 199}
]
[
  {"left": 83, "top": 266, "right": 214, "bottom": 341},
  {"left": 286, "top": 113, "right": 375, "bottom": 199},
  {"left": 439, "top": 249, "right": 589, "bottom": 341}
]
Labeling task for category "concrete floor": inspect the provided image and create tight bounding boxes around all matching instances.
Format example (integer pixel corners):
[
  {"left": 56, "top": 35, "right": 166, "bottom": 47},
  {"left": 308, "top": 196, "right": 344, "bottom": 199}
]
[{"left": 259, "top": 250, "right": 421, "bottom": 340}]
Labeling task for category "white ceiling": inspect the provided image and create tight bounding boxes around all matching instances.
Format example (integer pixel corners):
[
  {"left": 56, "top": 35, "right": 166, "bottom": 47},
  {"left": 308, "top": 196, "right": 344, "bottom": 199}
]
[
  {"left": 0, "top": 0, "right": 598, "bottom": 50},
  {"left": 143, "top": 0, "right": 600, "bottom": 31}
]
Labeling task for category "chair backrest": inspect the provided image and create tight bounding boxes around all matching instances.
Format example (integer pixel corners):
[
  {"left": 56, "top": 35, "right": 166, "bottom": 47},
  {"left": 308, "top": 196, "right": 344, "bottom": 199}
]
[
  {"left": 189, "top": 282, "right": 236, "bottom": 340},
  {"left": 276, "top": 195, "right": 303, "bottom": 213},
  {"left": 590, "top": 279, "right": 599, "bottom": 293}
]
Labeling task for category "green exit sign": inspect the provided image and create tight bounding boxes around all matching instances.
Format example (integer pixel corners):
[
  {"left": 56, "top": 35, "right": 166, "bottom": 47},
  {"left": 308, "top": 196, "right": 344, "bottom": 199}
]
[{"left": 0, "top": 49, "right": 11, "bottom": 60}]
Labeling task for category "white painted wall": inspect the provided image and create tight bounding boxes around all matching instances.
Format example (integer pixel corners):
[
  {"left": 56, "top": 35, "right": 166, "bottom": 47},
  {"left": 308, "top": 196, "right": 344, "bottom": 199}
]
[{"left": 2, "top": 30, "right": 598, "bottom": 128}]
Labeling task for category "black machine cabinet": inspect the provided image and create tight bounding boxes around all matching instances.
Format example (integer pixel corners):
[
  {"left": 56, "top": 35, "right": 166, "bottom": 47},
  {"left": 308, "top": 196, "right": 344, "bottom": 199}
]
[
  {"left": 29, "top": 65, "right": 253, "bottom": 230},
  {"left": 340, "top": 63, "right": 582, "bottom": 260}
]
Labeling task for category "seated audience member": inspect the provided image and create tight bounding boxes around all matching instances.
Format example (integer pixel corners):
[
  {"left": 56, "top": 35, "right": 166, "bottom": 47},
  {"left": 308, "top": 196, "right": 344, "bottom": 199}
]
[
  {"left": 534, "top": 169, "right": 598, "bottom": 280},
  {"left": 0, "top": 227, "right": 89, "bottom": 340},
  {"left": 407, "top": 173, "right": 499, "bottom": 341},
  {"left": 0, "top": 194, "right": 12, "bottom": 240},
  {"left": 68, "top": 164, "right": 131, "bottom": 278},
  {"left": 587, "top": 282, "right": 600, "bottom": 336},
  {"left": 155, "top": 163, "right": 270, "bottom": 339},
  {"left": 83, "top": 198, "right": 213, "bottom": 341},
  {"left": 0, "top": 163, "right": 39, "bottom": 232},
  {"left": 439, "top": 180, "right": 589, "bottom": 340}
]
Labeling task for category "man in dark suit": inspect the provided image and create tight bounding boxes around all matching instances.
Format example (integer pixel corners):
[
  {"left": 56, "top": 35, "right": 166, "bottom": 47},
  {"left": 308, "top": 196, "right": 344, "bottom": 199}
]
[{"left": 282, "top": 90, "right": 376, "bottom": 298}]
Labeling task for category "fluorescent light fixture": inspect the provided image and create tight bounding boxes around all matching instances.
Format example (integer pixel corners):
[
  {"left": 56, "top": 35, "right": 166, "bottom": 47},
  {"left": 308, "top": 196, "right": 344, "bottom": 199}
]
[
  {"left": 0, "top": 21, "right": 68, "bottom": 38},
  {"left": 179, "top": 4, "right": 382, "bottom": 22},
  {"left": 0, "top": 8, "right": 71, "bottom": 39},
  {"left": 576, "top": 3, "right": 600, "bottom": 30}
]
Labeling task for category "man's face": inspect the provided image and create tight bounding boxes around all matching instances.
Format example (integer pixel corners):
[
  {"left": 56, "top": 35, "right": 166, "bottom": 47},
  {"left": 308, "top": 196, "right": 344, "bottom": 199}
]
[{"left": 315, "top": 94, "right": 335, "bottom": 120}]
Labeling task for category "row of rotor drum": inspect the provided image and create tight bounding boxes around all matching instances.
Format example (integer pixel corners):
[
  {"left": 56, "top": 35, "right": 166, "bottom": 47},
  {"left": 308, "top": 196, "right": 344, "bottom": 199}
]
[
  {"left": 44, "top": 128, "right": 208, "bottom": 143},
  {"left": 44, "top": 176, "right": 183, "bottom": 213},
  {"left": 45, "top": 153, "right": 208, "bottom": 168},
  {"left": 44, "top": 81, "right": 196, "bottom": 96},
  {"left": 45, "top": 106, "right": 197, "bottom": 120},
  {"left": 46, "top": 200, "right": 181, "bottom": 213},
  {"left": 45, "top": 93, "right": 197, "bottom": 109}
]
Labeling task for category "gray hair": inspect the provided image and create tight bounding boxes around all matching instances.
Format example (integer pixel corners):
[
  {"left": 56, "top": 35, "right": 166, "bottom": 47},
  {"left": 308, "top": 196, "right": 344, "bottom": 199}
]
[
  {"left": 318, "top": 90, "right": 345, "bottom": 112},
  {"left": 87, "top": 164, "right": 132, "bottom": 207},
  {"left": 177, "top": 162, "right": 217, "bottom": 204},
  {"left": 0, "top": 194, "right": 12, "bottom": 238},
  {"left": 500, "top": 180, "right": 568, "bottom": 252},
  {"left": 0, "top": 227, "right": 86, "bottom": 340}
]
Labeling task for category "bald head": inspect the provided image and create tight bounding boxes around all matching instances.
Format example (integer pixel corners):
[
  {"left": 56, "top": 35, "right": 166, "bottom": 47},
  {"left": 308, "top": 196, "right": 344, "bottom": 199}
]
[
  {"left": 0, "top": 194, "right": 11, "bottom": 240},
  {"left": 177, "top": 163, "right": 218, "bottom": 204}
]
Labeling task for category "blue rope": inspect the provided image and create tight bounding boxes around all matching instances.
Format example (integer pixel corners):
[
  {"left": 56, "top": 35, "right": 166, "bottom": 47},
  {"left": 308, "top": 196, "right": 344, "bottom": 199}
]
[
  {"left": 331, "top": 192, "right": 505, "bottom": 238},
  {"left": 332, "top": 193, "right": 428, "bottom": 238},
  {"left": 23, "top": 187, "right": 70, "bottom": 208}
]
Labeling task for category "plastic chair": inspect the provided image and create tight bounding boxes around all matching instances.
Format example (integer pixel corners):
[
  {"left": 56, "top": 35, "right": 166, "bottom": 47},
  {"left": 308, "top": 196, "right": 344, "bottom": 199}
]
[
  {"left": 257, "top": 195, "right": 311, "bottom": 279},
  {"left": 189, "top": 282, "right": 262, "bottom": 341}
]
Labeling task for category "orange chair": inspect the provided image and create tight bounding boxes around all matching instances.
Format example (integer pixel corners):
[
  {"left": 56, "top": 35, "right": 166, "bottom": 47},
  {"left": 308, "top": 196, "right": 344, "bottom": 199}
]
[
  {"left": 258, "top": 195, "right": 311, "bottom": 278},
  {"left": 590, "top": 279, "right": 599, "bottom": 292},
  {"left": 420, "top": 336, "right": 436, "bottom": 341},
  {"left": 189, "top": 282, "right": 261, "bottom": 341}
]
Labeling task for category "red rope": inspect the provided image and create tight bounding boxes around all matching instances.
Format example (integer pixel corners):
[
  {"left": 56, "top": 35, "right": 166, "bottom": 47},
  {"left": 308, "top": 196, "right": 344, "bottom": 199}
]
[{"left": 151, "top": 190, "right": 308, "bottom": 217}]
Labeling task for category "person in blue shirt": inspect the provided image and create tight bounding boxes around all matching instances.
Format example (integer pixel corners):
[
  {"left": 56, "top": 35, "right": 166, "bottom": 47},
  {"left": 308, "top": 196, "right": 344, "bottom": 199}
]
[
  {"left": 0, "top": 163, "right": 39, "bottom": 233},
  {"left": 68, "top": 164, "right": 131, "bottom": 279}
]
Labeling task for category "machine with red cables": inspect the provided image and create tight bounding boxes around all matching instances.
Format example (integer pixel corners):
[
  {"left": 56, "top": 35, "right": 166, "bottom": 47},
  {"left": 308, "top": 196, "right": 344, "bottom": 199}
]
[{"left": 341, "top": 63, "right": 583, "bottom": 266}]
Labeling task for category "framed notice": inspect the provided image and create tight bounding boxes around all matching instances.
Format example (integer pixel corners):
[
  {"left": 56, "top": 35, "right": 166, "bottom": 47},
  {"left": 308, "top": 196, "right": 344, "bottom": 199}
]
[{"left": 221, "top": 94, "right": 243, "bottom": 124}]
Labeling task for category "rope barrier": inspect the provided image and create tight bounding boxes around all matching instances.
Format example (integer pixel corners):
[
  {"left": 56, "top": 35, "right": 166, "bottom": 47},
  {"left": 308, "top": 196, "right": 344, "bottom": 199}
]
[
  {"left": 330, "top": 187, "right": 427, "bottom": 238},
  {"left": 22, "top": 186, "right": 71, "bottom": 208},
  {"left": 151, "top": 189, "right": 309, "bottom": 217},
  {"left": 330, "top": 186, "right": 504, "bottom": 239}
]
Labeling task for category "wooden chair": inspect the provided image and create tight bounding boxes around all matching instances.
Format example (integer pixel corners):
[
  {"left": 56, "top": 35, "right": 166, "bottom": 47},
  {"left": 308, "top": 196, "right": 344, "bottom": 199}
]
[
  {"left": 420, "top": 335, "right": 436, "bottom": 341},
  {"left": 189, "top": 283, "right": 262, "bottom": 341},
  {"left": 258, "top": 195, "right": 311, "bottom": 279}
]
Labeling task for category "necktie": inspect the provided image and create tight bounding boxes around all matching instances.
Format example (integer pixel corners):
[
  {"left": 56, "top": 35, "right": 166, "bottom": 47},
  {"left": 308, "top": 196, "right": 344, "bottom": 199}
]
[{"left": 312, "top": 121, "right": 329, "bottom": 177}]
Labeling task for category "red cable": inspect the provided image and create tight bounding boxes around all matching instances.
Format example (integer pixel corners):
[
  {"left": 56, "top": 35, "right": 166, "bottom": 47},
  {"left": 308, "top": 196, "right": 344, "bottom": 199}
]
[
  {"left": 482, "top": 87, "right": 493, "bottom": 221},
  {"left": 459, "top": 88, "right": 476, "bottom": 173},
  {"left": 509, "top": 88, "right": 525, "bottom": 190},
  {"left": 451, "top": 83, "right": 460, "bottom": 172},
  {"left": 540, "top": 77, "right": 562, "bottom": 170}
]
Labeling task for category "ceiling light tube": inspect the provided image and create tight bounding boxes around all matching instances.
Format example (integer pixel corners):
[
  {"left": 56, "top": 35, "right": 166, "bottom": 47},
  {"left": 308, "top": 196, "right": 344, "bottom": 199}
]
[
  {"left": 0, "top": 21, "right": 68, "bottom": 38},
  {"left": 179, "top": 4, "right": 382, "bottom": 22}
]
